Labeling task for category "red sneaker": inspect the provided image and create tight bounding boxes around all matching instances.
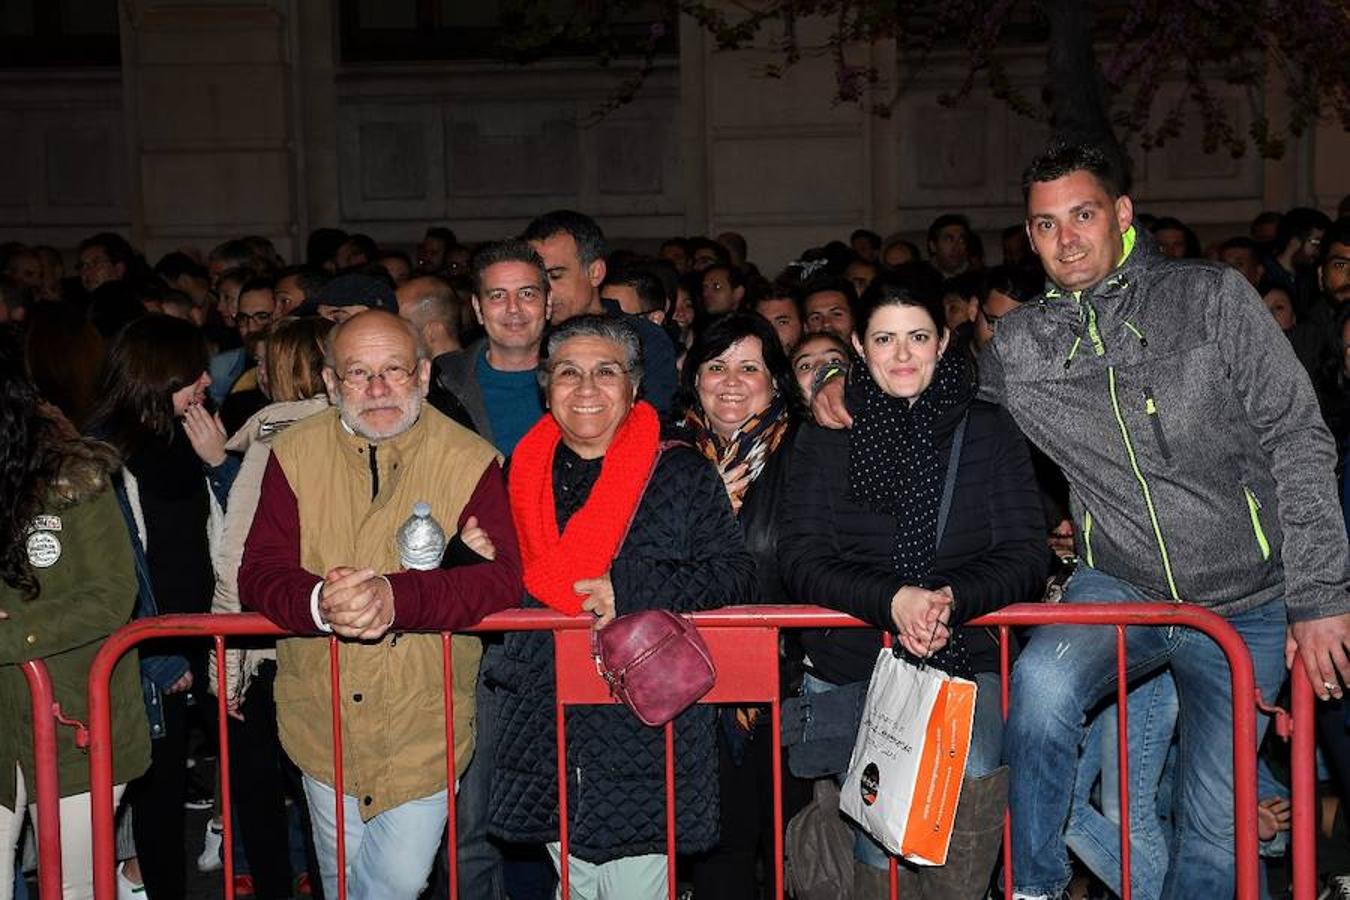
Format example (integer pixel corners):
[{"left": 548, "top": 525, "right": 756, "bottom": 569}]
[
  {"left": 232, "top": 874, "right": 255, "bottom": 898},
  {"left": 294, "top": 872, "right": 313, "bottom": 896}
]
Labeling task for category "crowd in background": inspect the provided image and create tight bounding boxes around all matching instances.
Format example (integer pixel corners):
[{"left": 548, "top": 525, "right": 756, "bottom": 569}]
[{"left": 2, "top": 177, "right": 1350, "bottom": 900}]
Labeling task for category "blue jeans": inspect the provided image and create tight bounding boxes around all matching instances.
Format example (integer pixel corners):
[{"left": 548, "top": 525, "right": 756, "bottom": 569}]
[
  {"left": 302, "top": 775, "right": 449, "bottom": 900},
  {"left": 1005, "top": 565, "right": 1288, "bottom": 898},
  {"left": 1062, "top": 565, "right": 1181, "bottom": 900},
  {"left": 804, "top": 666, "right": 1003, "bottom": 870}
]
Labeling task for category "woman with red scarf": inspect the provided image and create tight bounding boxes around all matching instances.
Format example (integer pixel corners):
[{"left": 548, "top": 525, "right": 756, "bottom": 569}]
[{"left": 487, "top": 315, "right": 755, "bottom": 899}]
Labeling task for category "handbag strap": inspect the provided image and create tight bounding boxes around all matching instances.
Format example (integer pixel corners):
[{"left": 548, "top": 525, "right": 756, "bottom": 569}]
[{"left": 934, "top": 411, "right": 968, "bottom": 549}]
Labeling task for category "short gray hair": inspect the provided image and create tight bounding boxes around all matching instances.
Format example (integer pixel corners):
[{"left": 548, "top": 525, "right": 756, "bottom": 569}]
[
  {"left": 323, "top": 309, "right": 429, "bottom": 370},
  {"left": 538, "top": 314, "right": 644, "bottom": 390}
]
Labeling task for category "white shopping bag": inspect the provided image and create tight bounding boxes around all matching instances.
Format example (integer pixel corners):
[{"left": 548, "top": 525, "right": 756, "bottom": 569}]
[{"left": 839, "top": 648, "right": 977, "bottom": 866}]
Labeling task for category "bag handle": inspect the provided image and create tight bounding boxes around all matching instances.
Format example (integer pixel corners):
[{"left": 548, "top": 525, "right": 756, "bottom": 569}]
[{"left": 934, "top": 411, "right": 968, "bottom": 548}]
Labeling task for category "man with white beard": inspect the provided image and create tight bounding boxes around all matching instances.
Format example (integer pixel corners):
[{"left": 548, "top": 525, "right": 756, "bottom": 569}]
[{"left": 239, "top": 310, "right": 523, "bottom": 899}]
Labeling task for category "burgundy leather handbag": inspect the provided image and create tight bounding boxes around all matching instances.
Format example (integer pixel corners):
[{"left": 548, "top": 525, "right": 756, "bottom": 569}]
[{"left": 592, "top": 609, "right": 717, "bottom": 727}]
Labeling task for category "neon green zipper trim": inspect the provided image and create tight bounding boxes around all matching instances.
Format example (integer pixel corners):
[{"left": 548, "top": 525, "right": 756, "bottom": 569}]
[
  {"left": 1243, "top": 486, "right": 1271, "bottom": 561},
  {"left": 1065, "top": 336, "right": 1083, "bottom": 368},
  {"left": 1122, "top": 319, "right": 1145, "bottom": 344},
  {"left": 1108, "top": 367, "right": 1181, "bottom": 600},
  {"left": 1082, "top": 509, "right": 1095, "bottom": 567}
]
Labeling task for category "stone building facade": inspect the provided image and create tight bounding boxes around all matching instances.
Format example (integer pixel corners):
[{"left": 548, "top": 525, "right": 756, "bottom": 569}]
[{"left": 1, "top": 0, "right": 1346, "bottom": 272}]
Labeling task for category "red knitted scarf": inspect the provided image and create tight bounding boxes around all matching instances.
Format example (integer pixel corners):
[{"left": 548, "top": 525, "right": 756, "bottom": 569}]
[{"left": 508, "top": 402, "right": 660, "bottom": 614}]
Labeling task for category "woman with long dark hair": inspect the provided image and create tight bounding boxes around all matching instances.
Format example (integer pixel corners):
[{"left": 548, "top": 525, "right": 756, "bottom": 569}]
[
  {"left": 0, "top": 329, "right": 150, "bottom": 900},
  {"left": 86, "top": 314, "right": 228, "bottom": 899}
]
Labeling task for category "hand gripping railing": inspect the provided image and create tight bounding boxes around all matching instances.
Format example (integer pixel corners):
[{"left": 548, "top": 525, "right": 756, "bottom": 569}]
[{"left": 80, "top": 602, "right": 1312, "bottom": 900}]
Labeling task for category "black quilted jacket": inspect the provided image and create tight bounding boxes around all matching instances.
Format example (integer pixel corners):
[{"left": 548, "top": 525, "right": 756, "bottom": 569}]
[
  {"left": 486, "top": 439, "right": 757, "bottom": 863},
  {"left": 779, "top": 398, "right": 1052, "bottom": 684}
]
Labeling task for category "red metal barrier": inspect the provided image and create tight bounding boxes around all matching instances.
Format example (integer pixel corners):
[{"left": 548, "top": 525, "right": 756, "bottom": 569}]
[
  {"left": 20, "top": 659, "right": 65, "bottom": 899},
  {"left": 81, "top": 603, "right": 1311, "bottom": 900}
]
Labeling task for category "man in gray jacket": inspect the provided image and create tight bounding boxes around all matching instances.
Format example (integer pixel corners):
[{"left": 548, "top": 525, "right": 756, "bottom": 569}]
[
  {"left": 814, "top": 141, "right": 1349, "bottom": 899},
  {"left": 991, "top": 144, "right": 1349, "bottom": 900}
]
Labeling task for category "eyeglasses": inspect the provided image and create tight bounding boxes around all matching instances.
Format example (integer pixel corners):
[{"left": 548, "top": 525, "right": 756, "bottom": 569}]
[
  {"left": 549, "top": 362, "right": 630, "bottom": 387},
  {"left": 237, "top": 311, "right": 274, "bottom": 325},
  {"left": 337, "top": 364, "right": 415, "bottom": 389}
]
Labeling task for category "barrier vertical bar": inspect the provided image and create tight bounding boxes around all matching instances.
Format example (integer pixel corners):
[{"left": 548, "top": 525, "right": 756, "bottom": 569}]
[
  {"left": 664, "top": 720, "right": 676, "bottom": 900},
  {"left": 771, "top": 645, "right": 784, "bottom": 900},
  {"left": 1114, "top": 626, "right": 1132, "bottom": 900},
  {"left": 999, "top": 626, "right": 1013, "bottom": 900},
  {"left": 329, "top": 637, "right": 347, "bottom": 900},
  {"left": 442, "top": 633, "right": 459, "bottom": 900},
  {"left": 20, "top": 659, "right": 63, "bottom": 899},
  {"left": 556, "top": 691, "right": 570, "bottom": 900},
  {"left": 1290, "top": 661, "right": 1317, "bottom": 900},
  {"left": 215, "top": 636, "right": 236, "bottom": 900}
]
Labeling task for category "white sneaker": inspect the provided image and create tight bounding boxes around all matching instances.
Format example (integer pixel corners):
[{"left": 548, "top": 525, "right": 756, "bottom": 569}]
[
  {"left": 117, "top": 863, "right": 146, "bottom": 900},
  {"left": 196, "top": 819, "right": 224, "bottom": 872}
]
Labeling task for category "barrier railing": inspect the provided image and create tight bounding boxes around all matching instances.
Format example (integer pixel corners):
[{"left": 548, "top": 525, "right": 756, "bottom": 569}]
[
  {"left": 73, "top": 602, "right": 1312, "bottom": 900},
  {"left": 19, "top": 659, "right": 65, "bottom": 899}
]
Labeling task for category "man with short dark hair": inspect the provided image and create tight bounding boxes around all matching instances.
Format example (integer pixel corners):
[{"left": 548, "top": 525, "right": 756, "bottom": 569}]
[
  {"left": 990, "top": 144, "right": 1348, "bottom": 900},
  {"left": 1266, "top": 207, "right": 1332, "bottom": 312},
  {"left": 274, "top": 265, "right": 331, "bottom": 317},
  {"left": 1251, "top": 210, "right": 1283, "bottom": 246},
  {"left": 418, "top": 227, "right": 458, "bottom": 274},
  {"left": 601, "top": 266, "right": 667, "bottom": 325},
  {"left": 77, "top": 232, "right": 134, "bottom": 294},
  {"left": 523, "top": 210, "right": 677, "bottom": 412},
  {"left": 750, "top": 285, "right": 803, "bottom": 353},
  {"left": 700, "top": 262, "right": 744, "bottom": 315},
  {"left": 1217, "top": 236, "right": 1265, "bottom": 288},
  {"left": 1319, "top": 218, "right": 1350, "bottom": 310},
  {"left": 4, "top": 247, "right": 42, "bottom": 292},
  {"left": 801, "top": 278, "right": 857, "bottom": 340},
  {"left": 926, "top": 213, "right": 973, "bottom": 277},
  {"left": 437, "top": 240, "right": 551, "bottom": 456}
]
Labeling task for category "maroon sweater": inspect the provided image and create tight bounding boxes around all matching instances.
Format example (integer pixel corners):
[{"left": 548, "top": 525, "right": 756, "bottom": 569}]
[{"left": 240, "top": 453, "right": 522, "bottom": 634}]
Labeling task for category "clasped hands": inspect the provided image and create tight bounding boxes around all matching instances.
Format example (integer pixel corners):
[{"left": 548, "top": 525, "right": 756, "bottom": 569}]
[
  {"left": 320, "top": 568, "right": 395, "bottom": 641},
  {"left": 317, "top": 517, "right": 498, "bottom": 641},
  {"left": 890, "top": 585, "right": 953, "bottom": 659}
]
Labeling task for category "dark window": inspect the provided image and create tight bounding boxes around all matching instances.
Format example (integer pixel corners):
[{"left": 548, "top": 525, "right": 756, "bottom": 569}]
[
  {"left": 338, "top": 0, "right": 677, "bottom": 64},
  {"left": 0, "top": 0, "right": 120, "bottom": 68}
]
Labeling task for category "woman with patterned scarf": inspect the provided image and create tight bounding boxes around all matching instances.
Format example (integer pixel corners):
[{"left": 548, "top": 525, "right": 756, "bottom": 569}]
[
  {"left": 779, "top": 265, "right": 1051, "bottom": 900},
  {"left": 677, "top": 312, "right": 812, "bottom": 900}
]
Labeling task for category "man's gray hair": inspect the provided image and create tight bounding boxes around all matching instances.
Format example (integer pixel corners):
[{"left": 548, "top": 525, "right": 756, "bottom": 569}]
[
  {"left": 323, "top": 310, "right": 430, "bottom": 370},
  {"left": 538, "top": 314, "right": 644, "bottom": 390}
]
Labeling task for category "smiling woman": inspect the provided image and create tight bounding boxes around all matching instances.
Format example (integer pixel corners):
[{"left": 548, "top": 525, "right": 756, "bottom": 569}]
[
  {"left": 494, "top": 314, "right": 756, "bottom": 898},
  {"left": 778, "top": 263, "right": 1050, "bottom": 898}
]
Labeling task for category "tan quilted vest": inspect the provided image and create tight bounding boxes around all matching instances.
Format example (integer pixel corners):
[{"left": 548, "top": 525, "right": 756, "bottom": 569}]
[{"left": 269, "top": 407, "right": 499, "bottom": 820}]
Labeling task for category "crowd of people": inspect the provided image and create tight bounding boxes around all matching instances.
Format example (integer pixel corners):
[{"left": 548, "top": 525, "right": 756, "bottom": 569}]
[{"left": 1, "top": 139, "right": 1349, "bottom": 900}]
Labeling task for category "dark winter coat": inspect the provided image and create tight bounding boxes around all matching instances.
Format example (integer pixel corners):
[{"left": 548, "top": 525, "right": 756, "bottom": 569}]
[
  {"left": 778, "top": 398, "right": 1051, "bottom": 685},
  {"left": 487, "top": 439, "right": 757, "bottom": 863}
]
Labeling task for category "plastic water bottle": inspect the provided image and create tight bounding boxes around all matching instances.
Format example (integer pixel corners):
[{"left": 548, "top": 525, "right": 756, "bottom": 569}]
[{"left": 396, "top": 501, "right": 446, "bottom": 571}]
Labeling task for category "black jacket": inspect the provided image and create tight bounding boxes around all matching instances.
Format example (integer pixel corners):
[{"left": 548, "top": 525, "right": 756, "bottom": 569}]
[
  {"left": 487, "top": 439, "right": 756, "bottom": 863},
  {"left": 778, "top": 398, "right": 1051, "bottom": 684}
]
